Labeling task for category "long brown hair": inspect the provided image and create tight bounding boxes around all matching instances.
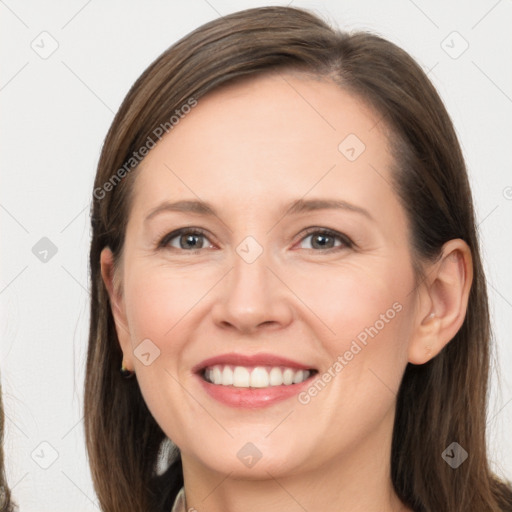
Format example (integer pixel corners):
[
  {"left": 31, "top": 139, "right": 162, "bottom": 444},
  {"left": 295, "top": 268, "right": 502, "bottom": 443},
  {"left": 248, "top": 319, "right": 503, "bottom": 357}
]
[
  {"left": 0, "top": 385, "right": 14, "bottom": 512},
  {"left": 85, "top": 6, "right": 512, "bottom": 511}
]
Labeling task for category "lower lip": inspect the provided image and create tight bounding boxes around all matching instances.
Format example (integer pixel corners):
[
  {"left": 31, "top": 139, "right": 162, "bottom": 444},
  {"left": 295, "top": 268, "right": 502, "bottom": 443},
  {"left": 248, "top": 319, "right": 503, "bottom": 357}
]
[{"left": 197, "top": 373, "right": 316, "bottom": 408}]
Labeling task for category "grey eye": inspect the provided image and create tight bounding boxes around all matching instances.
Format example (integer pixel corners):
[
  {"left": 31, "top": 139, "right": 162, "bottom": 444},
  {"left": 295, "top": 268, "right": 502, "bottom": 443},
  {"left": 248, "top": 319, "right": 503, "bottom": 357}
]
[
  {"left": 299, "top": 232, "right": 344, "bottom": 250},
  {"left": 165, "top": 231, "right": 212, "bottom": 250}
]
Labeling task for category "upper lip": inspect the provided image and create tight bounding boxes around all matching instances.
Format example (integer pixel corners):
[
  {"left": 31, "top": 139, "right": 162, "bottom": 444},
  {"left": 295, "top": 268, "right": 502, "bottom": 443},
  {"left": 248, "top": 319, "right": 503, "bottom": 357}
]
[{"left": 193, "top": 353, "right": 315, "bottom": 373}]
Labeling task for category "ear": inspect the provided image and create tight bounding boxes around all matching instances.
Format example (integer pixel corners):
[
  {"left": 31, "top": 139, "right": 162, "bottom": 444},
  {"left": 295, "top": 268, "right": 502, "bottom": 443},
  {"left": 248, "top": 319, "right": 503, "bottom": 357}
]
[
  {"left": 100, "top": 247, "right": 134, "bottom": 371},
  {"left": 408, "top": 239, "right": 473, "bottom": 365}
]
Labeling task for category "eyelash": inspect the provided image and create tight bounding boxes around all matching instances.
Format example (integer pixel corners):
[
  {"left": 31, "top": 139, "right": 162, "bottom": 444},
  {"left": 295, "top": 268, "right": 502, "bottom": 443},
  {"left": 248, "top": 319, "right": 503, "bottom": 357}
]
[{"left": 157, "top": 227, "right": 354, "bottom": 253}]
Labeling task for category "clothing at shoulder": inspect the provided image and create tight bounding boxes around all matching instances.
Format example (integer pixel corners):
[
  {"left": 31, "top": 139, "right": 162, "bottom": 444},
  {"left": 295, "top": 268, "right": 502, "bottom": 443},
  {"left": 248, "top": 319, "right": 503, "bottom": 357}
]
[{"left": 171, "top": 487, "right": 186, "bottom": 512}]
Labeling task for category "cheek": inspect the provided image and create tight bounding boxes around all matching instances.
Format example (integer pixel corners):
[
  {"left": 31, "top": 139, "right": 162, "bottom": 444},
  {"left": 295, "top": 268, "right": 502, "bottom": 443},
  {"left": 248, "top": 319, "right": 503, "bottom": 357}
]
[
  {"left": 288, "top": 258, "right": 413, "bottom": 349},
  {"left": 123, "top": 264, "right": 212, "bottom": 349},
  {"left": 289, "top": 257, "right": 415, "bottom": 409},
  {"left": 121, "top": 263, "right": 219, "bottom": 422},
  {"left": 121, "top": 266, "right": 207, "bottom": 443}
]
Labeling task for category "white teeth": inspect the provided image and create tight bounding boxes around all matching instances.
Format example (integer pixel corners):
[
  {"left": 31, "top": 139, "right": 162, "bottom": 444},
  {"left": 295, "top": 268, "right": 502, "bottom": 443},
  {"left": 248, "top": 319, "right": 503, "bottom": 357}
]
[
  {"left": 250, "top": 367, "right": 269, "bottom": 388},
  {"left": 232, "top": 366, "right": 250, "bottom": 387},
  {"left": 282, "top": 368, "right": 295, "bottom": 385},
  {"left": 212, "top": 365, "right": 222, "bottom": 384},
  {"left": 269, "top": 367, "right": 283, "bottom": 386},
  {"left": 204, "top": 365, "right": 312, "bottom": 388},
  {"left": 222, "top": 365, "right": 233, "bottom": 385},
  {"left": 293, "top": 370, "right": 304, "bottom": 384}
]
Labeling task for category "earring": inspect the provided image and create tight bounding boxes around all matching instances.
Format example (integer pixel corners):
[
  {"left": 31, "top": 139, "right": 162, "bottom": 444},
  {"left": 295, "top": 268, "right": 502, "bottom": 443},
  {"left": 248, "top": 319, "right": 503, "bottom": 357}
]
[{"left": 120, "top": 362, "right": 134, "bottom": 379}]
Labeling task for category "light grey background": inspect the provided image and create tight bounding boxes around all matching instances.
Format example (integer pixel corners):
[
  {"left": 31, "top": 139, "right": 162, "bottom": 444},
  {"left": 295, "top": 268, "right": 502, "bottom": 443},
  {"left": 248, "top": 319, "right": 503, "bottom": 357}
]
[{"left": 1, "top": 1, "right": 511, "bottom": 510}]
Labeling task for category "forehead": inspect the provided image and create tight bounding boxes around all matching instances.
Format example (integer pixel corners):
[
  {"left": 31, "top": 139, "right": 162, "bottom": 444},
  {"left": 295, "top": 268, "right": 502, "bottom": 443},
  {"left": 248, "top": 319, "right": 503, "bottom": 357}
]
[{"left": 131, "top": 72, "right": 397, "bottom": 220}]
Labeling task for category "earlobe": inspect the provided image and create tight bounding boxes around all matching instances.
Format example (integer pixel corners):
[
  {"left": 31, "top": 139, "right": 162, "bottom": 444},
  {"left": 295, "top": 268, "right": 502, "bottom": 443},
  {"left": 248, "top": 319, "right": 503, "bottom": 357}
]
[
  {"left": 408, "top": 311, "right": 439, "bottom": 365},
  {"left": 100, "top": 247, "right": 134, "bottom": 371},
  {"left": 408, "top": 239, "right": 473, "bottom": 365}
]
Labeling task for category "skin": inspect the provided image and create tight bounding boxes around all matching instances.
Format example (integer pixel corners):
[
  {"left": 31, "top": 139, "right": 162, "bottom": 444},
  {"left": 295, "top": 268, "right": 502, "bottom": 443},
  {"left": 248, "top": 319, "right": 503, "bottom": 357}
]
[{"left": 101, "top": 72, "right": 472, "bottom": 512}]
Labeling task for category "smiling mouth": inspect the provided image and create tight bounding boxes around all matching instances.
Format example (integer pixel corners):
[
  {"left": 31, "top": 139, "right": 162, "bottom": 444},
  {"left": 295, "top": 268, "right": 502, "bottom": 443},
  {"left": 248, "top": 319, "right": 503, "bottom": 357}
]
[{"left": 201, "top": 365, "right": 317, "bottom": 388}]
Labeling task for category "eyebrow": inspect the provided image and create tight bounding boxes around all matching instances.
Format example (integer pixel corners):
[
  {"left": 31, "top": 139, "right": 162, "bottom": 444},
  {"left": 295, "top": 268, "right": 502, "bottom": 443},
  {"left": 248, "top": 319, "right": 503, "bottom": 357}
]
[{"left": 145, "top": 198, "right": 374, "bottom": 223}]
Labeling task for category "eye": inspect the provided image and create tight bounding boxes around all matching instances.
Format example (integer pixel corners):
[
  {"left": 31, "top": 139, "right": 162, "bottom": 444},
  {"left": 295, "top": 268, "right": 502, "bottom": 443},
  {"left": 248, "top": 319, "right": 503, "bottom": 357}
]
[
  {"left": 158, "top": 228, "right": 214, "bottom": 251},
  {"left": 157, "top": 227, "right": 352, "bottom": 252},
  {"left": 297, "top": 228, "right": 352, "bottom": 251}
]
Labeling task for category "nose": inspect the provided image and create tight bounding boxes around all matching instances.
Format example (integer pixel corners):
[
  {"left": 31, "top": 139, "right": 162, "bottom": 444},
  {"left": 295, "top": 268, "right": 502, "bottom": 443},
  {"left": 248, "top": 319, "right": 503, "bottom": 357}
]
[{"left": 210, "top": 249, "right": 294, "bottom": 334}]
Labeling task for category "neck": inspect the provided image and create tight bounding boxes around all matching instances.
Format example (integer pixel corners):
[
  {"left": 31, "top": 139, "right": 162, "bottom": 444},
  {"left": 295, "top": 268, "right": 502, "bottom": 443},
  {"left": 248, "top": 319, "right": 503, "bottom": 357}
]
[{"left": 180, "top": 409, "right": 410, "bottom": 512}]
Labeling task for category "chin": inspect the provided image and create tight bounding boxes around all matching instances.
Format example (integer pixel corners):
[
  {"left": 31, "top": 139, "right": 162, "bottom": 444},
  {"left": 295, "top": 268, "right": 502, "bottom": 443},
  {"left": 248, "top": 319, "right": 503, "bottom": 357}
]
[{"left": 179, "top": 433, "right": 312, "bottom": 479}]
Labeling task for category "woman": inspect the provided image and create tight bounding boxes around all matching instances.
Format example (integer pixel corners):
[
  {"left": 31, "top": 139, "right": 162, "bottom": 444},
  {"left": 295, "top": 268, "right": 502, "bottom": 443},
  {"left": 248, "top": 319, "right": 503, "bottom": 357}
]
[{"left": 85, "top": 6, "right": 512, "bottom": 511}]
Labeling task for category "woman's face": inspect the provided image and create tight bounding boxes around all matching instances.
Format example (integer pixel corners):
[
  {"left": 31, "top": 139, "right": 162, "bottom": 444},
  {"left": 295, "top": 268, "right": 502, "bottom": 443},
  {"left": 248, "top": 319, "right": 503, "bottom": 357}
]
[{"left": 106, "top": 72, "right": 421, "bottom": 478}]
